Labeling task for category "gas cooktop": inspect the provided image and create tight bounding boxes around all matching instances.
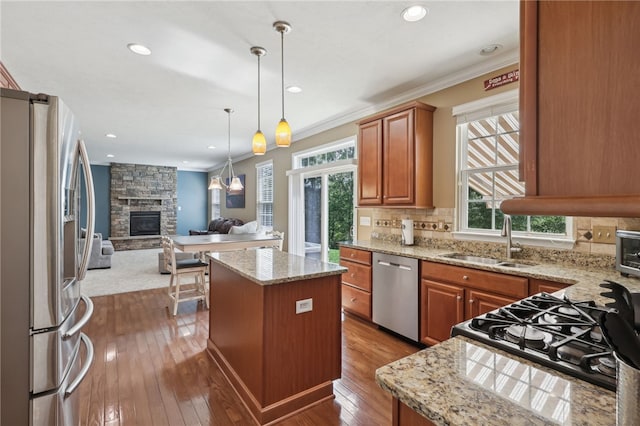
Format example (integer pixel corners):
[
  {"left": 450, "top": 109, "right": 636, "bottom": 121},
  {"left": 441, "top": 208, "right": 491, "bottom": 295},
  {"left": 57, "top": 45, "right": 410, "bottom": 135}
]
[{"left": 451, "top": 292, "right": 616, "bottom": 391}]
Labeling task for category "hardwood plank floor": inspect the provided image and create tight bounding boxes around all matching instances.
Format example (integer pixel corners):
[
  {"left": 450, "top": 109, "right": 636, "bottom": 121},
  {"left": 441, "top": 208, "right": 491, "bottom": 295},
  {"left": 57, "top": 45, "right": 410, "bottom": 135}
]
[{"left": 79, "top": 288, "right": 420, "bottom": 425}]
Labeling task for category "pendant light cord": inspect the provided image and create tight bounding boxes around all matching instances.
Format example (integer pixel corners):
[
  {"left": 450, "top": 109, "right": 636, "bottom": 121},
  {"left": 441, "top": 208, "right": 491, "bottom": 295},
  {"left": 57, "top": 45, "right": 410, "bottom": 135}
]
[
  {"left": 257, "top": 54, "right": 261, "bottom": 129},
  {"left": 280, "top": 30, "right": 285, "bottom": 120}
]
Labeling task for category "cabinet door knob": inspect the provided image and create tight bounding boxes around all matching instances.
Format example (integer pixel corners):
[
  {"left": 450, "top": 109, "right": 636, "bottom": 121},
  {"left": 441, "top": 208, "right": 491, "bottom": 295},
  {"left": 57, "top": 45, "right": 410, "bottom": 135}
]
[
  {"left": 350, "top": 273, "right": 355, "bottom": 278},
  {"left": 457, "top": 295, "right": 462, "bottom": 300},
  {"left": 463, "top": 275, "right": 469, "bottom": 280},
  {"left": 469, "top": 299, "right": 474, "bottom": 304},
  {"left": 350, "top": 253, "right": 355, "bottom": 258}
]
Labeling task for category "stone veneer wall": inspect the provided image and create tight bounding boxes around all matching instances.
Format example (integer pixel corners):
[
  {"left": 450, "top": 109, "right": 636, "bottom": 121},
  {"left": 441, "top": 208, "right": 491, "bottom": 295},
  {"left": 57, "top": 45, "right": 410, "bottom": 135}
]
[
  {"left": 110, "top": 163, "right": 177, "bottom": 250},
  {"left": 368, "top": 207, "right": 640, "bottom": 270}
]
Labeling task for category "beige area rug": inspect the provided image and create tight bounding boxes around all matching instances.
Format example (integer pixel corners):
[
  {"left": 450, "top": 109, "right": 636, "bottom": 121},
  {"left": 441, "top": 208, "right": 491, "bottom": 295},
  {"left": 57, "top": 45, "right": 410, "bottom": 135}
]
[{"left": 81, "top": 248, "right": 167, "bottom": 297}]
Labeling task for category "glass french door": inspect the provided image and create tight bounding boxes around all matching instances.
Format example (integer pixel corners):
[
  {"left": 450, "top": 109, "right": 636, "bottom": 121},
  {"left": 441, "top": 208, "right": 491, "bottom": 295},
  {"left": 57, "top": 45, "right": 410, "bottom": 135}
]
[{"left": 302, "top": 170, "right": 354, "bottom": 263}]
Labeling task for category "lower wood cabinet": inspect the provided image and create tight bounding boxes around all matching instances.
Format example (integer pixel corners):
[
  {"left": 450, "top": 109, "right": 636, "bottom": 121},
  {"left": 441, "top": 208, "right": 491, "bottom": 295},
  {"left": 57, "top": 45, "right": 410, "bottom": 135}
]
[
  {"left": 339, "top": 247, "right": 372, "bottom": 321},
  {"left": 341, "top": 284, "right": 371, "bottom": 319},
  {"left": 420, "top": 280, "right": 464, "bottom": 346},
  {"left": 392, "top": 398, "right": 436, "bottom": 426},
  {"left": 467, "top": 289, "right": 517, "bottom": 318},
  {"left": 420, "top": 261, "right": 527, "bottom": 346},
  {"left": 529, "top": 278, "right": 570, "bottom": 295}
]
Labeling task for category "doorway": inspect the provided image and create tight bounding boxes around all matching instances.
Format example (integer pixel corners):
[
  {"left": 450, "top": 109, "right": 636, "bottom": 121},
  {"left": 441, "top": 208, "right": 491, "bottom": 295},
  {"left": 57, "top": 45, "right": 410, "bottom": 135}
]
[
  {"left": 287, "top": 137, "right": 357, "bottom": 263},
  {"left": 304, "top": 171, "right": 354, "bottom": 263}
]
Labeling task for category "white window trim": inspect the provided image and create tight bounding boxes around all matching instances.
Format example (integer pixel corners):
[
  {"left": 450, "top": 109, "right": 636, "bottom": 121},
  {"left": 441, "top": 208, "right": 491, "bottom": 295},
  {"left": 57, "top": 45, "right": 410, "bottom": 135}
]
[
  {"left": 452, "top": 91, "right": 575, "bottom": 249},
  {"left": 291, "top": 136, "right": 357, "bottom": 169},
  {"left": 256, "top": 159, "right": 274, "bottom": 231}
]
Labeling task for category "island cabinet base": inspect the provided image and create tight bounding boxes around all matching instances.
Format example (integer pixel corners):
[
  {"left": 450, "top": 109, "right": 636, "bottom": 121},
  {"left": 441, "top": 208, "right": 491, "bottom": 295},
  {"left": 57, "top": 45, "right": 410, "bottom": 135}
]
[
  {"left": 207, "top": 262, "right": 342, "bottom": 425},
  {"left": 392, "top": 398, "right": 436, "bottom": 426}
]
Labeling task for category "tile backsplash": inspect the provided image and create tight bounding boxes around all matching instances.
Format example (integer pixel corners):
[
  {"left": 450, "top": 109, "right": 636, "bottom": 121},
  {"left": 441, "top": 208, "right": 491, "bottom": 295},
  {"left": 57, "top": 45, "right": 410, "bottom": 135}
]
[{"left": 364, "top": 208, "right": 640, "bottom": 269}]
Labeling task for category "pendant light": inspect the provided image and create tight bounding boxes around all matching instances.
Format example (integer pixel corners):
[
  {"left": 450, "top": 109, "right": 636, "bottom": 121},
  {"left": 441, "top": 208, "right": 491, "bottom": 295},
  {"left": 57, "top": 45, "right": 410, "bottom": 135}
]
[
  {"left": 251, "top": 46, "right": 267, "bottom": 155},
  {"left": 208, "top": 108, "right": 243, "bottom": 192},
  {"left": 273, "top": 21, "right": 292, "bottom": 147}
]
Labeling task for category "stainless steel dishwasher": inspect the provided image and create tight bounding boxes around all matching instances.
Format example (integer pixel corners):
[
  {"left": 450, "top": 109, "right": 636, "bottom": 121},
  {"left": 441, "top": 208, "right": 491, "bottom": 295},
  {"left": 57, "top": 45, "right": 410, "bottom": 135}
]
[{"left": 372, "top": 252, "right": 419, "bottom": 341}]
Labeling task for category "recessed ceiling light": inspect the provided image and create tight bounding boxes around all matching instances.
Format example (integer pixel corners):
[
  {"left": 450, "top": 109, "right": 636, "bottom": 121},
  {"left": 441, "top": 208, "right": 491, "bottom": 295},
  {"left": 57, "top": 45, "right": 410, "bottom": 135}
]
[
  {"left": 479, "top": 44, "right": 503, "bottom": 56},
  {"left": 286, "top": 85, "right": 302, "bottom": 94},
  {"left": 207, "top": 145, "right": 216, "bottom": 150},
  {"left": 402, "top": 5, "right": 428, "bottom": 22},
  {"left": 182, "top": 160, "right": 189, "bottom": 164},
  {"left": 105, "top": 133, "right": 117, "bottom": 139},
  {"left": 127, "top": 43, "right": 152, "bottom": 56},
  {"left": 106, "top": 154, "right": 115, "bottom": 158}
]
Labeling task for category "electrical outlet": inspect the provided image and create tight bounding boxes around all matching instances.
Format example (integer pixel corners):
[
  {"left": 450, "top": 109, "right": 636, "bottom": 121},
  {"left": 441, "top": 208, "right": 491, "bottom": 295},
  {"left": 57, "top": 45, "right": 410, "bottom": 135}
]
[
  {"left": 360, "top": 216, "right": 371, "bottom": 226},
  {"left": 295, "top": 298, "right": 313, "bottom": 314},
  {"left": 592, "top": 226, "right": 616, "bottom": 244}
]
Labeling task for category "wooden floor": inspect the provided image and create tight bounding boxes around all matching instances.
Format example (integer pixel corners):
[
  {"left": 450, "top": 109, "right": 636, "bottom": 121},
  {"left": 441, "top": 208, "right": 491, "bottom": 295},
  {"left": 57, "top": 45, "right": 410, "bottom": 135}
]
[{"left": 78, "top": 287, "right": 420, "bottom": 426}]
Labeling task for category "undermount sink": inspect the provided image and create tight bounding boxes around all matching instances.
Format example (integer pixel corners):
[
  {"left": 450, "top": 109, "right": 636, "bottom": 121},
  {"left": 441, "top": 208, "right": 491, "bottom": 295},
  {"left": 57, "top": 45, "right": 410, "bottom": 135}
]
[
  {"left": 439, "top": 253, "right": 501, "bottom": 265},
  {"left": 497, "top": 261, "right": 535, "bottom": 269},
  {"left": 439, "top": 253, "right": 536, "bottom": 269}
]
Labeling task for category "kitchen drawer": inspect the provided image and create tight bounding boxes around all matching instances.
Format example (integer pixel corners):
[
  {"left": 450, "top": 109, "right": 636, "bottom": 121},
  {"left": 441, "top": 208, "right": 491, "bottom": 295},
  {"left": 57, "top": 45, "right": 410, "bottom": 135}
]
[
  {"left": 339, "top": 247, "right": 372, "bottom": 265},
  {"left": 341, "top": 262, "right": 372, "bottom": 292},
  {"left": 342, "top": 284, "right": 372, "bottom": 320},
  {"left": 421, "top": 261, "right": 528, "bottom": 299}
]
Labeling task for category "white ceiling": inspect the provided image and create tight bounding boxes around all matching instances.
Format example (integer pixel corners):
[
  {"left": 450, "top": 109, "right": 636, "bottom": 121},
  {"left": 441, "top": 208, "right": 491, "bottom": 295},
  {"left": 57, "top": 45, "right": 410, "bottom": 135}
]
[{"left": 1, "top": 1, "right": 519, "bottom": 172}]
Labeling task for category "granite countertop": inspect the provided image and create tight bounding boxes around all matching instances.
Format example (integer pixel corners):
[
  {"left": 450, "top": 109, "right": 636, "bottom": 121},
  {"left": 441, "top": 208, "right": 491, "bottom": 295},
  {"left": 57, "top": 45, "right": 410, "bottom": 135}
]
[
  {"left": 207, "top": 248, "right": 346, "bottom": 286},
  {"left": 376, "top": 336, "right": 616, "bottom": 426},
  {"left": 348, "top": 239, "right": 640, "bottom": 425}
]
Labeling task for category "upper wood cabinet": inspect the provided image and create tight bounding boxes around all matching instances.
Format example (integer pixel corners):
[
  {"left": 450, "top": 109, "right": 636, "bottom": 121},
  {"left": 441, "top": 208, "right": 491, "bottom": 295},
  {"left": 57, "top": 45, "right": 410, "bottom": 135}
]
[
  {"left": 357, "top": 101, "right": 435, "bottom": 208},
  {"left": 501, "top": 1, "right": 640, "bottom": 217}
]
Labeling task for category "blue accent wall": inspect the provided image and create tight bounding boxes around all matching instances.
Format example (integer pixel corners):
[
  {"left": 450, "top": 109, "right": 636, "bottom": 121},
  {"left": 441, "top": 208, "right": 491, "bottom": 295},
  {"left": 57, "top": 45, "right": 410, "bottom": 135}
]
[
  {"left": 80, "top": 164, "right": 110, "bottom": 237},
  {"left": 91, "top": 165, "right": 111, "bottom": 237},
  {"left": 82, "top": 166, "right": 208, "bottom": 238},
  {"left": 177, "top": 170, "right": 208, "bottom": 235}
]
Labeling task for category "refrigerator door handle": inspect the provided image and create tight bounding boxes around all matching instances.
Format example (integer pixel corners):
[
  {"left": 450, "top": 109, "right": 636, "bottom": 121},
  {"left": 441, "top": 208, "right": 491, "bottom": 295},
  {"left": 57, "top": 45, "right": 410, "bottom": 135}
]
[
  {"left": 64, "top": 333, "right": 94, "bottom": 397},
  {"left": 77, "top": 139, "right": 95, "bottom": 281},
  {"left": 63, "top": 295, "right": 94, "bottom": 340}
]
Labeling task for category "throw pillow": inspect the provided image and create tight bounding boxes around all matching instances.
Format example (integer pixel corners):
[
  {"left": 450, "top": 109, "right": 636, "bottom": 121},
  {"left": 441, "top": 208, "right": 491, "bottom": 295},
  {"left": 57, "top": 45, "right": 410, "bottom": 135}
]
[{"left": 228, "top": 221, "right": 258, "bottom": 235}]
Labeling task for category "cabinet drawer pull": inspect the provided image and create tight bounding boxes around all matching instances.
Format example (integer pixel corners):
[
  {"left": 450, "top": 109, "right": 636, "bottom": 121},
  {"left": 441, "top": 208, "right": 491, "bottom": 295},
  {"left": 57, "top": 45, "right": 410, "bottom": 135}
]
[
  {"left": 350, "top": 297, "right": 357, "bottom": 302},
  {"left": 463, "top": 275, "right": 469, "bottom": 280},
  {"left": 350, "top": 273, "right": 355, "bottom": 278},
  {"left": 350, "top": 253, "right": 355, "bottom": 258}
]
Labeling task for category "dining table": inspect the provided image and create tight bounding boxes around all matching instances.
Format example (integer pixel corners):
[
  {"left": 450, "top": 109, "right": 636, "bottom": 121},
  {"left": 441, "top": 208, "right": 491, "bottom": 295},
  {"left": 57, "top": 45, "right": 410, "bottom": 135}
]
[{"left": 171, "top": 233, "right": 282, "bottom": 253}]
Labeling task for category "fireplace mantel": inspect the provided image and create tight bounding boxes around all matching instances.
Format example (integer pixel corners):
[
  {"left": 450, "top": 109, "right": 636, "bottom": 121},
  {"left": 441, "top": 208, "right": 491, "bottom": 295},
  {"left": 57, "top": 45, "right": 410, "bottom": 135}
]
[{"left": 118, "top": 196, "right": 171, "bottom": 206}]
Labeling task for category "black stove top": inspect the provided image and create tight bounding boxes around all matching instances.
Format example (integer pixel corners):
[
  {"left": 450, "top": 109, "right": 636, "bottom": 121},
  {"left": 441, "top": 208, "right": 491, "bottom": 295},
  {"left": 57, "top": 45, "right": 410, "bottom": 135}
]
[{"left": 451, "top": 292, "right": 616, "bottom": 391}]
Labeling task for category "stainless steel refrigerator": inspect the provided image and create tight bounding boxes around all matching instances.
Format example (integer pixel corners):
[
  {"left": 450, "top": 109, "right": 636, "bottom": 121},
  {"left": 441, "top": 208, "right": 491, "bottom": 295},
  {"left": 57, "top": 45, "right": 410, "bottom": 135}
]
[{"left": 1, "top": 88, "right": 95, "bottom": 425}]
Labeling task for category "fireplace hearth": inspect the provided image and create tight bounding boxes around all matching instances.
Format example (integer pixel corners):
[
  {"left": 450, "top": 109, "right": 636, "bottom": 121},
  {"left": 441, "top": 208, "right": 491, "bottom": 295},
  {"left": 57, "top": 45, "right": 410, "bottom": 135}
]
[{"left": 130, "top": 211, "right": 161, "bottom": 236}]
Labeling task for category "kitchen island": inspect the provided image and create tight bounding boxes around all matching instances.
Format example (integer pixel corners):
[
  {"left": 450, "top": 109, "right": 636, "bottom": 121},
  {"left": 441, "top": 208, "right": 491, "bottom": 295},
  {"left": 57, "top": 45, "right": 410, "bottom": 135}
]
[{"left": 206, "top": 248, "right": 346, "bottom": 425}]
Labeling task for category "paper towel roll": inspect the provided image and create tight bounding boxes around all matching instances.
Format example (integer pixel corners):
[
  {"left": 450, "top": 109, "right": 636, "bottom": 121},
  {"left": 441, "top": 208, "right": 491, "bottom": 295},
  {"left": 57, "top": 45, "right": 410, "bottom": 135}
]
[{"left": 401, "top": 219, "right": 414, "bottom": 245}]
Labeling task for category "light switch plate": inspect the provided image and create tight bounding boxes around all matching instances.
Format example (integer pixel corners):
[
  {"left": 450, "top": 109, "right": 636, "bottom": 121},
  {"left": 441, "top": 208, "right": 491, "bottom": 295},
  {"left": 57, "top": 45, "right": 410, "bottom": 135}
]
[{"left": 592, "top": 225, "right": 616, "bottom": 244}]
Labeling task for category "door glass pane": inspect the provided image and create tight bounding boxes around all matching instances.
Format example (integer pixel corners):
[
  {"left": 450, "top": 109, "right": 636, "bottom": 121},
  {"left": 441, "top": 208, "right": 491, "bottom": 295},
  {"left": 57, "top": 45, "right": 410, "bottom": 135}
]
[
  {"left": 304, "top": 176, "right": 322, "bottom": 260},
  {"left": 328, "top": 171, "right": 353, "bottom": 264}
]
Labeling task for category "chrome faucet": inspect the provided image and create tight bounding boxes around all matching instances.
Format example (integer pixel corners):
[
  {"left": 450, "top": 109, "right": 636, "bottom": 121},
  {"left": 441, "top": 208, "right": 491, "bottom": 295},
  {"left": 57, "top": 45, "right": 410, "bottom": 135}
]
[{"left": 501, "top": 215, "right": 522, "bottom": 259}]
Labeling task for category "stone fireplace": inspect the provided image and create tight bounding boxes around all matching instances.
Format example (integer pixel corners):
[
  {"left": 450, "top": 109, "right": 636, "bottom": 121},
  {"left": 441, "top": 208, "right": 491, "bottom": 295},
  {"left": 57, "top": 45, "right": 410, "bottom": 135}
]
[{"left": 109, "top": 163, "right": 177, "bottom": 250}]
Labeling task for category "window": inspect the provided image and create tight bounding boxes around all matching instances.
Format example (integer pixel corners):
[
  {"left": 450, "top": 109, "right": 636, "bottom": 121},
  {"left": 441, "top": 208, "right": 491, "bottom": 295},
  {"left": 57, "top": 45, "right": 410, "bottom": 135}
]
[
  {"left": 454, "top": 90, "right": 571, "bottom": 246},
  {"left": 256, "top": 161, "right": 273, "bottom": 230},
  {"left": 293, "top": 139, "right": 356, "bottom": 169},
  {"left": 210, "top": 187, "right": 221, "bottom": 220}
]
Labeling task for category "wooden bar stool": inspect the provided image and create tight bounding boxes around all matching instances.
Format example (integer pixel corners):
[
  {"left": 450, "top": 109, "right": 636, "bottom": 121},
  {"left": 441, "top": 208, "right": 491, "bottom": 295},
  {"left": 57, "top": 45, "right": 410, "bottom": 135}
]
[{"left": 161, "top": 236, "right": 209, "bottom": 316}]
